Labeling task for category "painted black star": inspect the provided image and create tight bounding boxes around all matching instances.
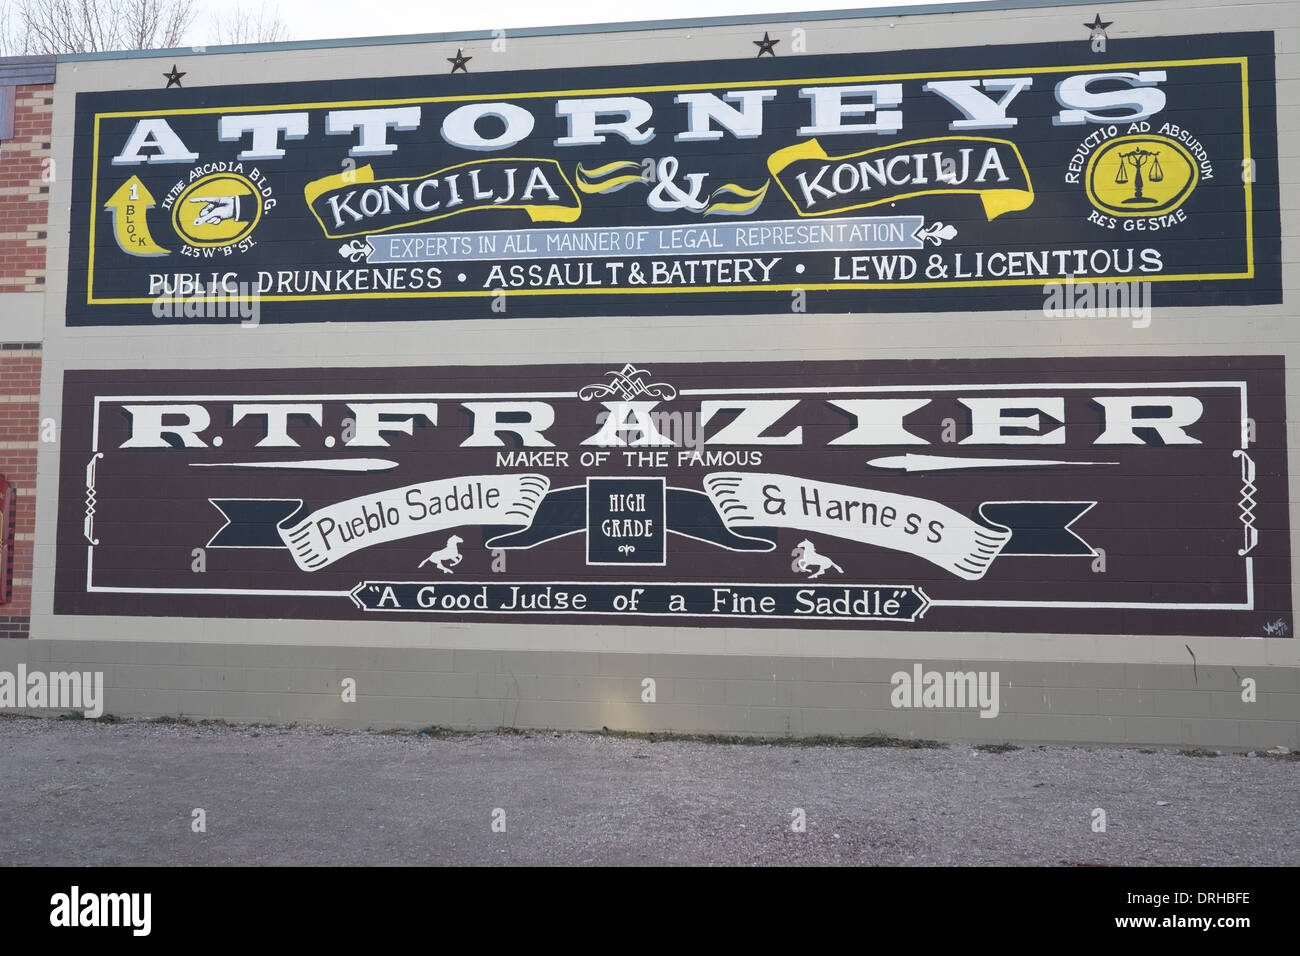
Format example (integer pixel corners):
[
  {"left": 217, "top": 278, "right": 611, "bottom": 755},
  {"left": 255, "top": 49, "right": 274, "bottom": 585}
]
[
  {"left": 754, "top": 32, "right": 779, "bottom": 57},
  {"left": 447, "top": 49, "right": 472, "bottom": 74},
  {"left": 163, "top": 64, "right": 186, "bottom": 88},
  {"left": 1084, "top": 14, "right": 1112, "bottom": 33}
]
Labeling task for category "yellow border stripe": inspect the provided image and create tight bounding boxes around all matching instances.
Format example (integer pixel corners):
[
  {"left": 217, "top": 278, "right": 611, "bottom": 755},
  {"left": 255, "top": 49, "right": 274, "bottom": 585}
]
[
  {"left": 87, "top": 55, "right": 1256, "bottom": 305},
  {"left": 1243, "top": 58, "right": 1254, "bottom": 277}
]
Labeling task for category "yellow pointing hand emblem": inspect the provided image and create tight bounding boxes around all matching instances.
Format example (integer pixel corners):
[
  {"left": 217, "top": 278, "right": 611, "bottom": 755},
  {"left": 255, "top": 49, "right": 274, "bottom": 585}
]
[{"left": 103, "top": 176, "right": 169, "bottom": 257}]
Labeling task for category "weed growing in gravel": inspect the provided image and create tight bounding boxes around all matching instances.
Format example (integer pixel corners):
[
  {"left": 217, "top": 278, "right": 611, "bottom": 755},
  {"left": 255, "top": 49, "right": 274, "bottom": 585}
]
[
  {"left": 595, "top": 728, "right": 947, "bottom": 749},
  {"left": 24, "top": 714, "right": 1288, "bottom": 763},
  {"left": 378, "top": 725, "right": 476, "bottom": 739}
]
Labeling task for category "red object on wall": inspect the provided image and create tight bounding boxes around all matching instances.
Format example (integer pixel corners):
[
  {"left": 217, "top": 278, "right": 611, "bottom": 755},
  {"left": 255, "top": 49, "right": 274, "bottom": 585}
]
[{"left": 0, "top": 478, "right": 13, "bottom": 604}]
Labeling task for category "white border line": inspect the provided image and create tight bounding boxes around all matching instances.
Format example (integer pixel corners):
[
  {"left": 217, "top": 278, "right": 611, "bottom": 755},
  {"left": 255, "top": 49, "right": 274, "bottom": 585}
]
[
  {"left": 89, "top": 381, "right": 1248, "bottom": 406},
  {"left": 929, "top": 558, "right": 1254, "bottom": 612},
  {"left": 81, "top": 379, "right": 1256, "bottom": 608},
  {"left": 585, "top": 476, "right": 668, "bottom": 567}
]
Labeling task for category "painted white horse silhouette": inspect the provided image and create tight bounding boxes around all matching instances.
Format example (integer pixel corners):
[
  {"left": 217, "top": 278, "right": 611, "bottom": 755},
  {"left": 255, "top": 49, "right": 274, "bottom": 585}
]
[
  {"left": 796, "top": 539, "right": 842, "bottom": 579},
  {"left": 419, "top": 535, "right": 464, "bottom": 573}
]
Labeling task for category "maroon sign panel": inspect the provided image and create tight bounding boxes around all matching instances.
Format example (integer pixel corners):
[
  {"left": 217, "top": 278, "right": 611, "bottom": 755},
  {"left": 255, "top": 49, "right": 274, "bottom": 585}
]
[{"left": 55, "top": 356, "right": 1290, "bottom": 637}]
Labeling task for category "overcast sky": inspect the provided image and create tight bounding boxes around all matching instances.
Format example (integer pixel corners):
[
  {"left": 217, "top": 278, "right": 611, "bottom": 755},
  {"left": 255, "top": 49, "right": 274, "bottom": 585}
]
[{"left": 218, "top": 0, "right": 986, "bottom": 43}]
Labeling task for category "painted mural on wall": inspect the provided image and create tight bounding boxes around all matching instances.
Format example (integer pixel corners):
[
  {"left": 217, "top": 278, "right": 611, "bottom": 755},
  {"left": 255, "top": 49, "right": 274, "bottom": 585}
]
[
  {"left": 66, "top": 32, "right": 1279, "bottom": 324},
  {"left": 55, "top": 357, "right": 1291, "bottom": 637}
]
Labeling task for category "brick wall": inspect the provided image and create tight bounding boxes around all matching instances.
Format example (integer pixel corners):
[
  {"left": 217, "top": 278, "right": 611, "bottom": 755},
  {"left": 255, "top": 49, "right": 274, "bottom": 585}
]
[
  {"left": 0, "top": 82, "right": 52, "bottom": 292},
  {"left": 0, "top": 67, "right": 51, "bottom": 637},
  {"left": 0, "top": 343, "right": 40, "bottom": 637}
]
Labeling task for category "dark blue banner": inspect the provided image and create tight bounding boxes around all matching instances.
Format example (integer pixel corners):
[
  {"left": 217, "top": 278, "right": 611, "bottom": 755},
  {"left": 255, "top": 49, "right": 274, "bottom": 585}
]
[{"left": 66, "top": 32, "right": 1280, "bottom": 325}]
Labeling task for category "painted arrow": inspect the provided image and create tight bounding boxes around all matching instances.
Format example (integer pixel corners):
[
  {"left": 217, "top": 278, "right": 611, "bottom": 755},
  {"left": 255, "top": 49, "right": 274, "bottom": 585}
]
[
  {"left": 867, "top": 454, "right": 1118, "bottom": 473},
  {"left": 190, "top": 458, "right": 398, "bottom": 472},
  {"left": 103, "top": 176, "right": 170, "bottom": 257}
]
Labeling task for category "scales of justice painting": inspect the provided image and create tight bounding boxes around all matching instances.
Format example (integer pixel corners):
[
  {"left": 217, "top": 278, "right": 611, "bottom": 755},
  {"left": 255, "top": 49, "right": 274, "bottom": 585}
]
[{"left": 1114, "top": 146, "right": 1166, "bottom": 206}]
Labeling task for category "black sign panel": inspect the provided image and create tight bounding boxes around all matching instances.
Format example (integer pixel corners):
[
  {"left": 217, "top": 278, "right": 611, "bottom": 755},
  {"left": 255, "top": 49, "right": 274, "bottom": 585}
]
[
  {"left": 54, "top": 356, "right": 1291, "bottom": 638},
  {"left": 66, "top": 32, "right": 1280, "bottom": 325}
]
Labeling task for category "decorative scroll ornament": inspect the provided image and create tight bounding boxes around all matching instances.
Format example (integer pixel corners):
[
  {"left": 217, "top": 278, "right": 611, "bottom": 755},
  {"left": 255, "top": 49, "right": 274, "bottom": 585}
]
[
  {"left": 83, "top": 453, "right": 103, "bottom": 545},
  {"left": 914, "top": 222, "right": 959, "bottom": 246},
  {"left": 1234, "top": 449, "right": 1258, "bottom": 556},
  {"left": 338, "top": 240, "right": 373, "bottom": 263},
  {"left": 578, "top": 364, "right": 678, "bottom": 402}
]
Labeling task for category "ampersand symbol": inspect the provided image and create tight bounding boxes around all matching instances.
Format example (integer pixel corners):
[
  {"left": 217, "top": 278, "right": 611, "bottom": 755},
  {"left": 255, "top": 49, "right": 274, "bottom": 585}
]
[
  {"left": 926, "top": 254, "right": 949, "bottom": 279},
  {"left": 762, "top": 484, "right": 787, "bottom": 516},
  {"left": 647, "top": 156, "right": 709, "bottom": 212}
]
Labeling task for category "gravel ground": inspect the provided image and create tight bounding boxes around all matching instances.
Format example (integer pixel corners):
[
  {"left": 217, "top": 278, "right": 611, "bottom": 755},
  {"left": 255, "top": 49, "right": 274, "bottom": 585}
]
[{"left": 1, "top": 715, "right": 1296, "bottom": 866}]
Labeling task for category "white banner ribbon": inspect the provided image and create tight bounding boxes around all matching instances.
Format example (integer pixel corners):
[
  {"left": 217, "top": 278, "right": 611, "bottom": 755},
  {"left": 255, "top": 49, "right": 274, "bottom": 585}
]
[
  {"left": 703, "top": 472, "right": 1012, "bottom": 581},
  {"left": 279, "top": 474, "right": 549, "bottom": 571}
]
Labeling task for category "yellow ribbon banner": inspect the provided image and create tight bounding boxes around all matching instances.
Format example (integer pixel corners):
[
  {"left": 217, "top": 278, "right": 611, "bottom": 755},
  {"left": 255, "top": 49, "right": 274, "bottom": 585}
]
[
  {"left": 575, "top": 136, "right": 1031, "bottom": 222},
  {"left": 576, "top": 160, "right": 770, "bottom": 217},
  {"left": 767, "top": 136, "right": 1035, "bottom": 221},
  {"left": 304, "top": 159, "right": 582, "bottom": 238}
]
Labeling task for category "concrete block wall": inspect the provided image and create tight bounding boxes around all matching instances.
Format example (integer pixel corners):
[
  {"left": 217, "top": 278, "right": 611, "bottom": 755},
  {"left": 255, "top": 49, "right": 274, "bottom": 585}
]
[{"left": 0, "top": 637, "right": 1295, "bottom": 748}]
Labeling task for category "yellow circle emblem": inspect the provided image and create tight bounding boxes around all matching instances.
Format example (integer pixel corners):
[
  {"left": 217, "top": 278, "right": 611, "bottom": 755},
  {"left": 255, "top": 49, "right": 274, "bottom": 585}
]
[
  {"left": 1085, "top": 134, "right": 1199, "bottom": 218},
  {"left": 172, "top": 172, "right": 262, "bottom": 247}
]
